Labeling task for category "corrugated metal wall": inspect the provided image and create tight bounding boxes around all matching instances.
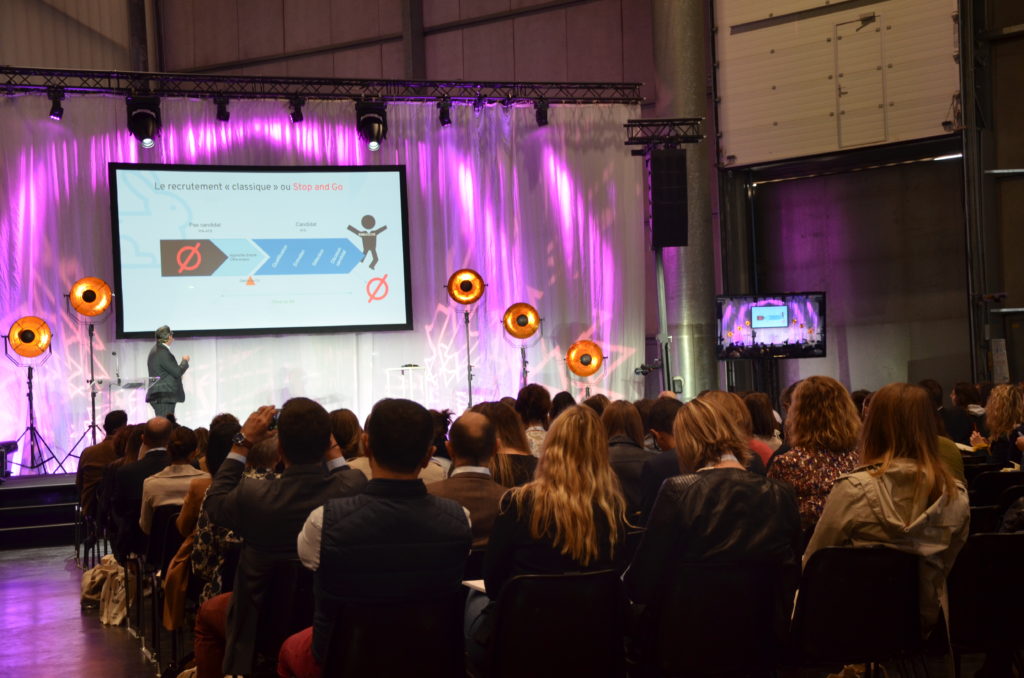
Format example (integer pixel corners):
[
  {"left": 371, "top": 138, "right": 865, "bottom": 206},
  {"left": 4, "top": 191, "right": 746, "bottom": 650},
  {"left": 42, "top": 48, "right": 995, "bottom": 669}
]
[
  {"left": 0, "top": 0, "right": 130, "bottom": 69},
  {"left": 715, "top": 0, "right": 960, "bottom": 165}
]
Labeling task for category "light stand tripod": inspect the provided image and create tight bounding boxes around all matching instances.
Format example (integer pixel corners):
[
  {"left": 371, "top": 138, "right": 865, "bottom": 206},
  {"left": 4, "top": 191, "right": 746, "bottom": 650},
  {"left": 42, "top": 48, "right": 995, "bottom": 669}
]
[
  {"left": 463, "top": 309, "right": 474, "bottom": 407},
  {"left": 65, "top": 323, "right": 103, "bottom": 462},
  {"left": 12, "top": 363, "right": 66, "bottom": 474}
]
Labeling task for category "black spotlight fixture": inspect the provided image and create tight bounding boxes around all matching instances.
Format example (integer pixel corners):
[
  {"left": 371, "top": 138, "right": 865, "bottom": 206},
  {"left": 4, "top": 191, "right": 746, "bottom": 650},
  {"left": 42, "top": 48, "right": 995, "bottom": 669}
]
[
  {"left": 534, "top": 99, "right": 549, "bottom": 127},
  {"left": 356, "top": 100, "right": 387, "bottom": 151},
  {"left": 214, "top": 95, "right": 230, "bottom": 122},
  {"left": 289, "top": 96, "right": 305, "bottom": 123},
  {"left": 126, "top": 96, "right": 161, "bottom": 148},
  {"left": 438, "top": 98, "right": 452, "bottom": 127},
  {"left": 48, "top": 87, "right": 65, "bottom": 121}
]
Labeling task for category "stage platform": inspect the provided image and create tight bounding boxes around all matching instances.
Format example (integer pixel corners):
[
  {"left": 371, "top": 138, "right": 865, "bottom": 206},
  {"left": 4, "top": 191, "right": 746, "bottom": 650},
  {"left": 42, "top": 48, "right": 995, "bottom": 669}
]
[{"left": 0, "top": 473, "right": 77, "bottom": 550}]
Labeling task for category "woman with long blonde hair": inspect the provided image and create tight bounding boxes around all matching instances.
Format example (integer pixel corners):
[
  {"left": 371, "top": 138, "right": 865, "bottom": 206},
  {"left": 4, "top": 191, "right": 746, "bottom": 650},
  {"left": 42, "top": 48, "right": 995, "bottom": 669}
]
[
  {"left": 768, "top": 376, "right": 861, "bottom": 533},
  {"left": 971, "top": 383, "right": 1024, "bottom": 467},
  {"left": 466, "top": 406, "right": 626, "bottom": 666},
  {"left": 805, "top": 382, "right": 969, "bottom": 633}
]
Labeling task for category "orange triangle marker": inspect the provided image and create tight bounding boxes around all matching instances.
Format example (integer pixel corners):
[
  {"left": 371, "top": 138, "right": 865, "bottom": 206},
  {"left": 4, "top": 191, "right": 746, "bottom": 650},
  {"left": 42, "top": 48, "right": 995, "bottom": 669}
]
[{"left": 246, "top": 276, "right": 255, "bottom": 286}]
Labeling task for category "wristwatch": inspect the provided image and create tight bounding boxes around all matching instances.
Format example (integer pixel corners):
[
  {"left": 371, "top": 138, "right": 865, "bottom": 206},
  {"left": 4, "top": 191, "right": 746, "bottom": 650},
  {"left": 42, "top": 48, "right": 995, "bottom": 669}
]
[{"left": 231, "top": 432, "right": 254, "bottom": 449}]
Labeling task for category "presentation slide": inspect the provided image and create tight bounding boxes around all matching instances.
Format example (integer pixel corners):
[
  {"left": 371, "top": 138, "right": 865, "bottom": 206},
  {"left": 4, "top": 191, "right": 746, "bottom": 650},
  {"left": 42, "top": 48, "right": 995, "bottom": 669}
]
[
  {"left": 109, "top": 164, "right": 412, "bottom": 338},
  {"left": 751, "top": 305, "right": 788, "bottom": 329}
]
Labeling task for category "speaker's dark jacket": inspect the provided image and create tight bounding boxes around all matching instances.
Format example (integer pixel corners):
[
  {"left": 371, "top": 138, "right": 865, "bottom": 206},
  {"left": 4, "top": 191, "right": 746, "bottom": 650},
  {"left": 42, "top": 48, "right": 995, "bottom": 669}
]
[{"left": 146, "top": 342, "right": 189, "bottom": 404}]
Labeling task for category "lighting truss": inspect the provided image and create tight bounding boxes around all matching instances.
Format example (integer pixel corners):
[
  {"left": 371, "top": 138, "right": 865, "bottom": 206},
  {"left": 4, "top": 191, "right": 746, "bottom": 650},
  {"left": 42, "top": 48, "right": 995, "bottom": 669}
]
[
  {"left": 623, "top": 118, "right": 704, "bottom": 148},
  {"left": 0, "top": 66, "right": 643, "bottom": 105}
]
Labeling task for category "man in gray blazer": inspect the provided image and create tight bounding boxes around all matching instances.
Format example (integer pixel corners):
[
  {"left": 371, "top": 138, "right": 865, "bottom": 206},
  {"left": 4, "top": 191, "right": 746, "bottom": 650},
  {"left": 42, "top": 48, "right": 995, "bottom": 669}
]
[{"left": 146, "top": 325, "right": 189, "bottom": 418}]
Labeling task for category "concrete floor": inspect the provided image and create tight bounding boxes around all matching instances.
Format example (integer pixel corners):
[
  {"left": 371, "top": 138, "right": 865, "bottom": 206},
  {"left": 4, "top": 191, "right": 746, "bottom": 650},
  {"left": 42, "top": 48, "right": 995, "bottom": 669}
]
[{"left": 0, "top": 546, "right": 155, "bottom": 678}]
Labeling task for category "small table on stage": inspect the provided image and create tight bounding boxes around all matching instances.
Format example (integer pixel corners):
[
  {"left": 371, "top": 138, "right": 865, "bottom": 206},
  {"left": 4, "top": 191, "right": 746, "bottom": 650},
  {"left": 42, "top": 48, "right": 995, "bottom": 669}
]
[{"left": 385, "top": 366, "right": 426, "bottom": 402}]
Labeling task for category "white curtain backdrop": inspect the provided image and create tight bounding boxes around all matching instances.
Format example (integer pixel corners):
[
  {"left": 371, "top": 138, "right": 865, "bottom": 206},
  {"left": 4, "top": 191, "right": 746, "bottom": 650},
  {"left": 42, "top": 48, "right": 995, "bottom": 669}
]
[{"left": 0, "top": 94, "right": 645, "bottom": 474}]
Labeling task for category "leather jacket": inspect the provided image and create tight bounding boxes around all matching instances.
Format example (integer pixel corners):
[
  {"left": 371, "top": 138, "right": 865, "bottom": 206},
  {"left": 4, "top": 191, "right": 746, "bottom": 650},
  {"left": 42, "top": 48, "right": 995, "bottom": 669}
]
[{"left": 624, "top": 468, "right": 802, "bottom": 608}]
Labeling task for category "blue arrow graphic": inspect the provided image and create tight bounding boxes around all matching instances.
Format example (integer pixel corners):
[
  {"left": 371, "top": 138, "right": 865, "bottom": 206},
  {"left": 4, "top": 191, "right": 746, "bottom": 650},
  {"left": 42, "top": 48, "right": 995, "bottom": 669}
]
[
  {"left": 253, "top": 238, "right": 364, "bottom": 275},
  {"left": 212, "top": 239, "right": 268, "bottom": 276}
]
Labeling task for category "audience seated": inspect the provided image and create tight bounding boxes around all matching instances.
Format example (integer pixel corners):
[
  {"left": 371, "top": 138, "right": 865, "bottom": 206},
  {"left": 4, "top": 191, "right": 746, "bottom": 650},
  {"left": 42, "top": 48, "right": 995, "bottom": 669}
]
[
  {"left": 918, "top": 379, "right": 968, "bottom": 483},
  {"left": 549, "top": 390, "right": 576, "bottom": 421},
  {"left": 139, "top": 426, "right": 205, "bottom": 534},
  {"left": 466, "top": 405, "right": 627, "bottom": 668},
  {"left": 919, "top": 378, "right": 971, "bottom": 446},
  {"left": 623, "top": 396, "right": 801, "bottom": 660},
  {"left": 638, "top": 396, "right": 684, "bottom": 521},
  {"left": 700, "top": 391, "right": 772, "bottom": 470},
  {"left": 633, "top": 397, "right": 656, "bottom": 448},
  {"left": 345, "top": 407, "right": 448, "bottom": 482},
  {"left": 96, "top": 424, "right": 143, "bottom": 539},
  {"left": 601, "top": 400, "right": 653, "bottom": 522},
  {"left": 743, "top": 392, "right": 782, "bottom": 452},
  {"left": 471, "top": 402, "right": 538, "bottom": 487},
  {"left": 277, "top": 398, "right": 472, "bottom": 678},
  {"left": 428, "top": 407, "right": 454, "bottom": 463},
  {"left": 581, "top": 393, "right": 610, "bottom": 416},
  {"left": 970, "top": 383, "right": 1024, "bottom": 467},
  {"left": 427, "top": 411, "right": 507, "bottom": 548},
  {"left": 75, "top": 409, "right": 127, "bottom": 518},
  {"left": 804, "top": 382, "right": 969, "bottom": 634},
  {"left": 187, "top": 413, "right": 242, "bottom": 604},
  {"left": 111, "top": 417, "right": 174, "bottom": 560},
  {"left": 767, "top": 376, "right": 861, "bottom": 535},
  {"left": 193, "top": 398, "right": 366, "bottom": 678},
  {"left": 515, "top": 383, "right": 551, "bottom": 456},
  {"left": 952, "top": 381, "right": 987, "bottom": 438},
  {"left": 327, "top": 408, "right": 362, "bottom": 461}
]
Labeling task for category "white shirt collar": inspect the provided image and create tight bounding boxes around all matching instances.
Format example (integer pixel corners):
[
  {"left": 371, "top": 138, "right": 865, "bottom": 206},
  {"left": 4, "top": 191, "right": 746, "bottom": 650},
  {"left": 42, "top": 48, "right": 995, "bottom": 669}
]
[{"left": 451, "top": 465, "right": 491, "bottom": 477}]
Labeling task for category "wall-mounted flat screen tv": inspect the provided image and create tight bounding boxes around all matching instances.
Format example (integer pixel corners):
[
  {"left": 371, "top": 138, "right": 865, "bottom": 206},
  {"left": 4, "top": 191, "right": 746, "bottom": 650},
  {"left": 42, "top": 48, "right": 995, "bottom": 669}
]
[
  {"left": 716, "top": 292, "right": 826, "bottom": 360},
  {"left": 109, "top": 163, "right": 412, "bottom": 338}
]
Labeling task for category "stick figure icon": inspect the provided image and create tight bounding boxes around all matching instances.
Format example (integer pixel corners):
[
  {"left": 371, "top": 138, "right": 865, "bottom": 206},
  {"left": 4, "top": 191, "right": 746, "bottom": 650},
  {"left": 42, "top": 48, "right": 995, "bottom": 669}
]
[{"left": 346, "top": 214, "right": 388, "bottom": 270}]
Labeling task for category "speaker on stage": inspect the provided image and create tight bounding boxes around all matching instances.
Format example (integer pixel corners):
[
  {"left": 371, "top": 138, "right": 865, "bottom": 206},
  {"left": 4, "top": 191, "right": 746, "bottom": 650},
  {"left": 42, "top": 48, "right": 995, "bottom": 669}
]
[{"left": 650, "top": 148, "right": 688, "bottom": 248}]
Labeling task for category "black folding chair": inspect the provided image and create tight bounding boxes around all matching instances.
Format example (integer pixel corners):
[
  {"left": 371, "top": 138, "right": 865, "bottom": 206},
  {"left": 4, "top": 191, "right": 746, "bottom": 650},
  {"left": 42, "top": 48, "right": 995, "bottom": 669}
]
[
  {"left": 321, "top": 591, "right": 466, "bottom": 677},
  {"left": 969, "top": 471, "right": 1024, "bottom": 505},
  {"left": 487, "top": 570, "right": 626, "bottom": 678},
  {"left": 948, "top": 533, "right": 1024, "bottom": 677},
  {"left": 788, "top": 546, "right": 926, "bottom": 678},
  {"left": 643, "top": 560, "right": 796, "bottom": 677}
]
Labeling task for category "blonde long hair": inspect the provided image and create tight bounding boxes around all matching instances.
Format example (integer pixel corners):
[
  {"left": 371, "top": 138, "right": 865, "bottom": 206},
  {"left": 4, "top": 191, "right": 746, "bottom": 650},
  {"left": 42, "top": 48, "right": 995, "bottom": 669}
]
[
  {"left": 510, "top": 406, "right": 626, "bottom": 565},
  {"left": 860, "top": 383, "right": 957, "bottom": 504},
  {"left": 985, "top": 384, "right": 1023, "bottom": 440}
]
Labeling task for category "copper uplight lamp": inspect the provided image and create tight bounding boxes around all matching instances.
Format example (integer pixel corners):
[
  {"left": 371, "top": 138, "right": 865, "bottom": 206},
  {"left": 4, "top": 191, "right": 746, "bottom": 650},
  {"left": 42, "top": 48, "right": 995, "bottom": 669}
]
[
  {"left": 65, "top": 276, "right": 113, "bottom": 456},
  {"left": 565, "top": 338, "right": 605, "bottom": 398},
  {"left": 4, "top": 316, "right": 64, "bottom": 474},
  {"left": 501, "top": 302, "right": 541, "bottom": 389},
  {"left": 446, "top": 268, "right": 485, "bottom": 407}
]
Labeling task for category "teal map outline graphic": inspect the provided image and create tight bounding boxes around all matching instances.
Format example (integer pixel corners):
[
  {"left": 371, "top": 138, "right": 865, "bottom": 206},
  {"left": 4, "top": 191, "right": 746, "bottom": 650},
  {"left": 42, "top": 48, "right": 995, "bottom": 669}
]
[{"left": 159, "top": 238, "right": 365, "bottom": 277}]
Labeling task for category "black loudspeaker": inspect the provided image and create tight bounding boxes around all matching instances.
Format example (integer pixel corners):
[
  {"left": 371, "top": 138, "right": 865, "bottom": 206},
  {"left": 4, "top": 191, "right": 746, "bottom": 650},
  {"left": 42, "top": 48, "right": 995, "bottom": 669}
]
[{"left": 650, "top": 148, "right": 688, "bottom": 248}]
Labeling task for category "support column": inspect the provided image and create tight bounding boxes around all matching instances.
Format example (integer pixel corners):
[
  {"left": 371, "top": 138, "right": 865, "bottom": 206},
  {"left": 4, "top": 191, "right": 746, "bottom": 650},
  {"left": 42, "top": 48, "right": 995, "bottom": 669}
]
[{"left": 651, "top": 0, "right": 717, "bottom": 398}]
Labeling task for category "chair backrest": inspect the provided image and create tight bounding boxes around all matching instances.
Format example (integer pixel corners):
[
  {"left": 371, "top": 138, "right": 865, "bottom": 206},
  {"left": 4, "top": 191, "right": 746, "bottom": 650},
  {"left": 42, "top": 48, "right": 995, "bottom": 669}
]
[
  {"left": 997, "top": 484, "right": 1024, "bottom": 518},
  {"left": 969, "top": 505, "right": 1002, "bottom": 535},
  {"left": 964, "top": 463, "right": 1004, "bottom": 486},
  {"left": 790, "top": 547, "right": 920, "bottom": 667},
  {"left": 321, "top": 591, "right": 465, "bottom": 678},
  {"left": 653, "top": 560, "right": 796, "bottom": 677},
  {"left": 464, "top": 548, "right": 485, "bottom": 581},
  {"left": 971, "top": 471, "right": 1024, "bottom": 506},
  {"left": 488, "top": 570, "right": 626, "bottom": 678},
  {"left": 146, "top": 504, "right": 183, "bottom": 573},
  {"left": 253, "top": 558, "right": 316, "bottom": 658},
  {"left": 948, "top": 533, "right": 1024, "bottom": 651}
]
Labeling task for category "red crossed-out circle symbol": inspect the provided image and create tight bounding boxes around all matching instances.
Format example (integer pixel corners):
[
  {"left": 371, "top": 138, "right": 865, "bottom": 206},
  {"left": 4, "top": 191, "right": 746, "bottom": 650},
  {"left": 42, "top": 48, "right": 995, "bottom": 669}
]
[{"left": 367, "top": 274, "right": 389, "bottom": 303}]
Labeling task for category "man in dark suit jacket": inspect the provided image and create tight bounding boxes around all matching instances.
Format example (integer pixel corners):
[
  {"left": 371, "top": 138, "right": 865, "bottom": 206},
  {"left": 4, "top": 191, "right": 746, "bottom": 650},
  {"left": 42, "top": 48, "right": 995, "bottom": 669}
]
[
  {"left": 76, "top": 409, "right": 128, "bottom": 517},
  {"left": 193, "top": 397, "right": 367, "bottom": 678},
  {"left": 111, "top": 416, "right": 173, "bottom": 560},
  {"left": 146, "top": 325, "right": 189, "bottom": 418},
  {"left": 427, "top": 411, "right": 507, "bottom": 547}
]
